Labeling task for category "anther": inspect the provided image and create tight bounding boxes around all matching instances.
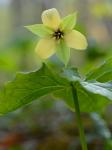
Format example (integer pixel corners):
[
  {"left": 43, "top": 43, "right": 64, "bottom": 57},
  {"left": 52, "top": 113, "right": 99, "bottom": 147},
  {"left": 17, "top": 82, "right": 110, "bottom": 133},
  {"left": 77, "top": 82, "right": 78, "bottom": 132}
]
[{"left": 53, "top": 29, "right": 64, "bottom": 40}]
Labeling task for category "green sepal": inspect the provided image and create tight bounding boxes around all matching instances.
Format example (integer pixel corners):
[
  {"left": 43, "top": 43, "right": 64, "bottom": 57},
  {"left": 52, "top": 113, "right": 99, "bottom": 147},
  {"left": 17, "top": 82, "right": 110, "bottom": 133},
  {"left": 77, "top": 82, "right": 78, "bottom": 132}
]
[
  {"left": 56, "top": 40, "right": 70, "bottom": 66},
  {"left": 60, "top": 12, "right": 77, "bottom": 31},
  {"left": 25, "top": 24, "right": 53, "bottom": 37}
]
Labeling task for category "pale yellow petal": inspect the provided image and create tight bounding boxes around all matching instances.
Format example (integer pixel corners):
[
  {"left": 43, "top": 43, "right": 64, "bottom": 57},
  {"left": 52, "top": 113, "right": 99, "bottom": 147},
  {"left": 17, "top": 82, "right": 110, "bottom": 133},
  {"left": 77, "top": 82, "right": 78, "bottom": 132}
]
[
  {"left": 41, "top": 8, "right": 61, "bottom": 30},
  {"left": 64, "top": 30, "right": 88, "bottom": 50},
  {"left": 35, "top": 38, "right": 55, "bottom": 59}
]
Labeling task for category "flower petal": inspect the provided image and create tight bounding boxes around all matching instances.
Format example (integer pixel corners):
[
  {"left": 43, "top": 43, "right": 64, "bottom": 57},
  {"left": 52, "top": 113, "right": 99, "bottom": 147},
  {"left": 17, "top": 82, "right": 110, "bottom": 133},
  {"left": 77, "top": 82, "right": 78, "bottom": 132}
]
[
  {"left": 64, "top": 30, "right": 88, "bottom": 50},
  {"left": 35, "top": 38, "right": 55, "bottom": 59},
  {"left": 41, "top": 8, "right": 61, "bottom": 30}
]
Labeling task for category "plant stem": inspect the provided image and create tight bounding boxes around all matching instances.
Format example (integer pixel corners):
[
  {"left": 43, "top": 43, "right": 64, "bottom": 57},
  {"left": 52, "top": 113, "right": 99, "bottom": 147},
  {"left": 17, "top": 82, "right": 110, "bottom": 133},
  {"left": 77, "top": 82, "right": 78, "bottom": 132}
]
[{"left": 71, "top": 83, "right": 88, "bottom": 150}]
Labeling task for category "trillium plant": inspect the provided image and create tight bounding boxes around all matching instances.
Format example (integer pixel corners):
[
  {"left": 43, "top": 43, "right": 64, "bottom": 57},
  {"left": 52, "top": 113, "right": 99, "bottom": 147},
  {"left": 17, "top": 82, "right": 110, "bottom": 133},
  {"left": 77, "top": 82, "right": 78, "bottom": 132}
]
[{"left": 0, "top": 8, "right": 112, "bottom": 150}]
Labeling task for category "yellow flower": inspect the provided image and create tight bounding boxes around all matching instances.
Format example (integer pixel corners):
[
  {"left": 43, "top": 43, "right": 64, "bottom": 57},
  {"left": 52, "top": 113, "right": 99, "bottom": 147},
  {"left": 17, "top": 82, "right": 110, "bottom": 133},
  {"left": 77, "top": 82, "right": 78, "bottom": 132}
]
[{"left": 26, "top": 8, "right": 88, "bottom": 65}]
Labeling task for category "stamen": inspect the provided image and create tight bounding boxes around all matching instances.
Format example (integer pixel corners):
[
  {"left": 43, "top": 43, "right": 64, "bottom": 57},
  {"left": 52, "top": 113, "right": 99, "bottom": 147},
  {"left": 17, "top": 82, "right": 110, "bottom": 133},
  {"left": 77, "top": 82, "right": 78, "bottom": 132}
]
[{"left": 53, "top": 29, "right": 64, "bottom": 40}]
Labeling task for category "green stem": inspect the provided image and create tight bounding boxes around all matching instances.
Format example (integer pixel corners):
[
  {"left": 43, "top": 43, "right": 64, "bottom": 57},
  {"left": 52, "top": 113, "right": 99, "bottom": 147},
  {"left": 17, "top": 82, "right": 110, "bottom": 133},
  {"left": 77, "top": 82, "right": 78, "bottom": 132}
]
[{"left": 71, "top": 83, "right": 88, "bottom": 150}]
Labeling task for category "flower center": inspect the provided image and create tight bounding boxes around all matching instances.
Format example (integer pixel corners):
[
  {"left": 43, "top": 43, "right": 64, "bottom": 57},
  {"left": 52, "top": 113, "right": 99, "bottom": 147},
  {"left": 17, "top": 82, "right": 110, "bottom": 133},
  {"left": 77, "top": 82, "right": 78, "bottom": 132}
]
[{"left": 53, "top": 29, "right": 64, "bottom": 40}]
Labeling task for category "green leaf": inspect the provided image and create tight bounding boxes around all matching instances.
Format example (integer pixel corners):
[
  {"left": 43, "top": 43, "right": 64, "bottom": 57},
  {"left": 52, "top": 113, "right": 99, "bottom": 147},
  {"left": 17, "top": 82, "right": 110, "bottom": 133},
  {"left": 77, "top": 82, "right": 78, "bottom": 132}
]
[
  {"left": 77, "top": 81, "right": 112, "bottom": 112},
  {"left": 54, "top": 80, "right": 112, "bottom": 112},
  {"left": 0, "top": 64, "right": 69, "bottom": 114},
  {"left": 56, "top": 40, "right": 70, "bottom": 66},
  {"left": 86, "top": 58, "right": 112, "bottom": 82},
  {"left": 62, "top": 67, "right": 81, "bottom": 81},
  {"left": 25, "top": 24, "right": 53, "bottom": 37},
  {"left": 1, "top": 63, "right": 112, "bottom": 114},
  {"left": 80, "top": 81, "right": 112, "bottom": 100},
  {"left": 60, "top": 12, "right": 77, "bottom": 31},
  {"left": 53, "top": 67, "right": 112, "bottom": 112}
]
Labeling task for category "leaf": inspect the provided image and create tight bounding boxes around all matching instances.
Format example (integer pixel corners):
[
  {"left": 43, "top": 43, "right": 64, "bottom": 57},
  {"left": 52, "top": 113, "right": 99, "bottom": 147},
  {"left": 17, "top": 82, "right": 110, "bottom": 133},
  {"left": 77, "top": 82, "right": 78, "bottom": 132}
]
[
  {"left": 25, "top": 24, "right": 53, "bottom": 37},
  {"left": 80, "top": 81, "right": 112, "bottom": 100},
  {"left": 77, "top": 81, "right": 112, "bottom": 112},
  {"left": 60, "top": 12, "right": 77, "bottom": 31},
  {"left": 53, "top": 67, "right": 112, "bottom": 112},
  {"left": 56, "top": 40, "right": 70, "bottom": 66},
  {"left": 0, "top": 64, "right": 69, "bottom": 114},
  {"left": 86, "top": 58, "right": 112, "bottom": 82},
  {"left": 1, "top": 63, "right": 112, "bottom": 114},
  {"left": 54, "top": 80, "right": 112, "bottom": 112},
  {"left": 62, "top": 67, "right": 81, "bottom": 81}
]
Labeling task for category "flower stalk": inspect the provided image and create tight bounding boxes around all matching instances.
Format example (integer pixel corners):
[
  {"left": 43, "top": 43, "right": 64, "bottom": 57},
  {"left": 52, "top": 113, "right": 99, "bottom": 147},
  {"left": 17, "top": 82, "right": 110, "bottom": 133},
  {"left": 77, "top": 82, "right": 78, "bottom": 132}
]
[{"left": 71, "top": 83, "right": 88, "bottom": 150}]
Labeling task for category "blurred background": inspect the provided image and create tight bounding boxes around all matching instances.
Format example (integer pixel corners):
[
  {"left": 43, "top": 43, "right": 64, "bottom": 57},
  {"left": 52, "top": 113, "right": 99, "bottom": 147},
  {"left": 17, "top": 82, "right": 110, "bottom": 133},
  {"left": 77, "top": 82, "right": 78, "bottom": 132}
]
[{"left": 0, "top": 0, "right": 112, "bottom": 149}]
